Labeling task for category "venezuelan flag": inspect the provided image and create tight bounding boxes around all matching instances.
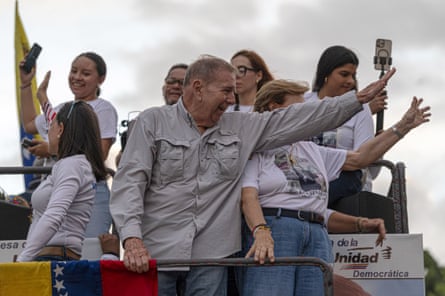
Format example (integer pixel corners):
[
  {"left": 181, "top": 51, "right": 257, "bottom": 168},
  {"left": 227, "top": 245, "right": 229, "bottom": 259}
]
[{"left": 0, "top": 260, "right": 158, "bottom": 296}]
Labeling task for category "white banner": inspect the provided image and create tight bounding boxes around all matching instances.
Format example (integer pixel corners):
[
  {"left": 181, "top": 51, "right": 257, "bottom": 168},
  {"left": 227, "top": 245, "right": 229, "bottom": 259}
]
[
  {"left": 0, "top": 240, "right": 27, "bottom": 262},
  {"left": 330, "top": 233, "right": 425, "bottom": 296},
  {"left": 0, "top": 238, "right": 103, "bottom": 262}
]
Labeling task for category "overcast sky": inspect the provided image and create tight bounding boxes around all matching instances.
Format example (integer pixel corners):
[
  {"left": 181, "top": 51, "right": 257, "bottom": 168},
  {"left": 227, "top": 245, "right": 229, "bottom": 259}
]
[{"left": 1, "top": 0, "right": 444, "bottom": 264}]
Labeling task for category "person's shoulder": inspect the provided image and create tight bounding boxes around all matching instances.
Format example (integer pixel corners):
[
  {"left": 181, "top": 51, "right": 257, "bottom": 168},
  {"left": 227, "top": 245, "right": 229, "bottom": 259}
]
[
  {"left": 304, "top": 91, "right": 318, "bottom": 101},
  {"left": 138, "top": 104, "right": 169, "bottom": 116},
  {"left": 54, "top": 100, "right": 71, "bottom": 111},
  {"left": 133, "top": 105, "right": 176, "bottom": 127},
  {"left": 60, "top": 154, "right": 88, "bottom": 163},
  {"left": 55, "top": 155, "right": 90, "bottom": 172},
  {"left": 91, "top": 98, "right": 117, "bottom": 110}
]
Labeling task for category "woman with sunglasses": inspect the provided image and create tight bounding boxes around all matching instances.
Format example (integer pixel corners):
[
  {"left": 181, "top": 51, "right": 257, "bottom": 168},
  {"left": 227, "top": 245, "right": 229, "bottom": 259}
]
[
  {"left": 224, "top": 49, "right": 275, "bottom": 296},
  {"left": 17, "top": 101, "right": 107, "bottom": 261},
  {"left": 227, "top": 49, "right": 274, "bottom": 112},
  {"left": 19, "top": 52, "right": 118, "bottom": 238}
]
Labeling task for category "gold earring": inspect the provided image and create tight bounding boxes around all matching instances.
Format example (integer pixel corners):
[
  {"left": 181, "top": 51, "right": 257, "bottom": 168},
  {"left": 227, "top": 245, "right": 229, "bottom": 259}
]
[{"left": 324, "top": 77, "right": 328, "bottom": 84}]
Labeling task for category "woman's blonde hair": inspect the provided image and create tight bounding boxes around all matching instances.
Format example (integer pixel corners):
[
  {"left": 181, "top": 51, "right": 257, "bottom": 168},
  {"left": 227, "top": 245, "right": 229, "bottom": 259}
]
[{"left": 254, "top": 79, "right": 309, "bottom": 113}]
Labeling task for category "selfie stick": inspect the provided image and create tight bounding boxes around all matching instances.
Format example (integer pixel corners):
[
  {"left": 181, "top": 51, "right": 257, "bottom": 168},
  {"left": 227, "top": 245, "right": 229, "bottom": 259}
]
[{"left": 373, "top": 55, "right": 392, "bottom": 133}]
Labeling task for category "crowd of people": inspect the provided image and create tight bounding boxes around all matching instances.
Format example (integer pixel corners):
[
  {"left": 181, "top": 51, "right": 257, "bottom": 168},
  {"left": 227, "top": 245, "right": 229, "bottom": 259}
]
[{"left": 14, "top": 47, "right": 431, "bottom": 296}]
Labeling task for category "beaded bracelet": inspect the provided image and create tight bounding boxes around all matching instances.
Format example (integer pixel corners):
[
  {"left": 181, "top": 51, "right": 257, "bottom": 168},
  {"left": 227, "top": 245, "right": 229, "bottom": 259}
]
[
  {"left": 251, "top": 223, "right": 267, "bottom": 235},
  {"left": 252, "top": 223, "right": 271, "bottom": 238}
]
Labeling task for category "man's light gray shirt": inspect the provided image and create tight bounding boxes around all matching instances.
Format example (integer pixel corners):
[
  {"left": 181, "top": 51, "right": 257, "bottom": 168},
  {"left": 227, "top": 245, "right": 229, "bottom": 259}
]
[{"left": 110, "top": 91, "right": 362, "bottom": 260}]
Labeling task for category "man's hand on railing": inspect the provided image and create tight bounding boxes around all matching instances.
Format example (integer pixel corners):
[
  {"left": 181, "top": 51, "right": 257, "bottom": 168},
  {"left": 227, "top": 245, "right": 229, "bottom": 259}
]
[{"left": 123, "top": 237, "right": 151, "bottom": 273}]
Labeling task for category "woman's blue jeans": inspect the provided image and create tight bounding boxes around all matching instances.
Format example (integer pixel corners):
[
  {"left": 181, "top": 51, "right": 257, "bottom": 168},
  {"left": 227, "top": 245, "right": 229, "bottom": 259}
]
[
  {"left": 239, "top": 215, "right": 333, "bottom": 296},
  {"left": 84, "top": 180, "right": 112, "bottom": 237}
]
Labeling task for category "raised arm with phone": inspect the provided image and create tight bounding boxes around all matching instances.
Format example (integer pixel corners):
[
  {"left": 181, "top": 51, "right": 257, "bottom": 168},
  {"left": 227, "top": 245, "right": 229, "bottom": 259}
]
[
  {"left": 21, "top": 43, "right": 42, "bottom": 74},
  {"left": 19, "top": 51, "right": 119, "bottom": 239}
]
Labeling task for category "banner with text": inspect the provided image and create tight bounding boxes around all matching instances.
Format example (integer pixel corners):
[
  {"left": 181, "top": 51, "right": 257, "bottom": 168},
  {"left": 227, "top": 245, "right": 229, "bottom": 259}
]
[
  {"left": 1, "top": 234, "right": 425, "bottom": 295},
  {"left": 330, "top": 233, "right": 425, "bottom": 296},
  {"left": 0, "top": 238, "right": 103, "bottom": 262}
]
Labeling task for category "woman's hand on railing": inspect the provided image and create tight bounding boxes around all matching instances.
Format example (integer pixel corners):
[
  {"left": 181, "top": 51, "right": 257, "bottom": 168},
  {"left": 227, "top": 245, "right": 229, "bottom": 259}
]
[{"left": 245, "top": 228, "right": 275, "bottom": 264}]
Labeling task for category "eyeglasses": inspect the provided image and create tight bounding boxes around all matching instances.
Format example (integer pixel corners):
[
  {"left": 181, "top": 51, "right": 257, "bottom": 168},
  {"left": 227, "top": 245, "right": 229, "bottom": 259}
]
[
  {"left": 165, "top": 78, "right": 184, "bottom": 86},
  {"left": 236, "top": 65, "right": 257, "bottom": 77}
]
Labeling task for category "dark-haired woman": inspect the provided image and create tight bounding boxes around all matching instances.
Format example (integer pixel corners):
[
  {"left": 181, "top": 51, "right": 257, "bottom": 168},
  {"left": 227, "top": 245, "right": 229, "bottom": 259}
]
[
  {"left": 19, "top": 52, "right": 118, "bottom": 237},
  {"left": 305, "top": 45, "right": 384, "bottom": 206},
  {"left": 17, "top": 101, "right": 107, "bottom": 261}
]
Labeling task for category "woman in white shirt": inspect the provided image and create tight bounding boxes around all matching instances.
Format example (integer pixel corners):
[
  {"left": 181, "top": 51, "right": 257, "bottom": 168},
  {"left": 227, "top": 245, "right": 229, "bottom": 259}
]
[
  {"left": 305, "top": 45, "right": 387, "bottom": 206},
  {"left": 19, "top": 52, "right": 118, "bottom": 237},
  {"left": 239, "top": 79, "right": 430, "bottom": 295}
]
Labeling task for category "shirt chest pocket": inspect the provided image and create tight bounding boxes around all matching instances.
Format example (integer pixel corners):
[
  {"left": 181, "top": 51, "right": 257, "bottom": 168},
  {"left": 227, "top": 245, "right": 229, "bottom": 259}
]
[
  {"left": 207, "top": 136, "right": 240, "bottom": 180},
  {"left": 158, "top": 138, "right": 190, "bottom": 184}
]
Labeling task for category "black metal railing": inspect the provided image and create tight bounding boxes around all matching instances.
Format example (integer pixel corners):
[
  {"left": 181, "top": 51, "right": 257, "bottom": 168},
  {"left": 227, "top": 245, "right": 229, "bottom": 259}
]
[
  {"left": 371, "top": 159, "right": 408, "bottom": 233},
  {"left": 156, "top": 257, "right": 333, "bottom": 296},
  {"left": 0, "top": 166, "right": 334, "bottom": 295}
]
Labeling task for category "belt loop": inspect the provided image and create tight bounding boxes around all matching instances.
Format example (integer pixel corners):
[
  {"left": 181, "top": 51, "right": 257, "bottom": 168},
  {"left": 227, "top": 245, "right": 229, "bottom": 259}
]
[
  {"left": 276, "top": 208, "right": 282, "bottom": 218},
  {"left": 62, "top": 246, "right": 67, "bottom": 259}
]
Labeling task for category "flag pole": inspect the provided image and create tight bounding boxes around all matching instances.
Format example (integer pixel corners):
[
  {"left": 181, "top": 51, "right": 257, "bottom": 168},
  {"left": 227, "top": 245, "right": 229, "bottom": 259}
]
[{"left": 14, "top": 1, "right": 42, "bottom": 190}]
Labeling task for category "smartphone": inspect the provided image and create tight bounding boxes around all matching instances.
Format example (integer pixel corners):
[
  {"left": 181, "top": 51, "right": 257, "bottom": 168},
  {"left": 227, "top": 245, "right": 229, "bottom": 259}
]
[
  {"left": 21, "top": 138, "right": 36, "bottom": 148},
  {"left": 22, "top": 43, "right": 42, "bottom": 73},
  {"left": 374, "top": 39, "right": 392, "bottom": 71}
]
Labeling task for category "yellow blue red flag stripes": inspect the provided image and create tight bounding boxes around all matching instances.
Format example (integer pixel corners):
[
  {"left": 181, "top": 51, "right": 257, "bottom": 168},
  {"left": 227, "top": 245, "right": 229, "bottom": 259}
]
[
  {"left": 14, "top": 1, "right": 42, "bottom": 189},
  {"left": 0, "top": 260, "right": 158, "bottom": 296}
]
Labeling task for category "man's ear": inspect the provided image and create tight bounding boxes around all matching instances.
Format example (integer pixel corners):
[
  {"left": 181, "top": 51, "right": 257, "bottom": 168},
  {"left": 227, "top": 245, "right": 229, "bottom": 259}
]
[
  {"left": 192, "top": 79, "right": 205, "bottom": 101},
  {"left": 192, "top": 79, "right": 203, "bottom": 94}
]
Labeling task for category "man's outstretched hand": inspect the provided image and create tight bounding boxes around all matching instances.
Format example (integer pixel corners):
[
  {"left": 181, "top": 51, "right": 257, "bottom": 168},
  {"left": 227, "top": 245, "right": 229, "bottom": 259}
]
[{"left": 357, "top": 68, "right": 396, "bottom": 104}]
